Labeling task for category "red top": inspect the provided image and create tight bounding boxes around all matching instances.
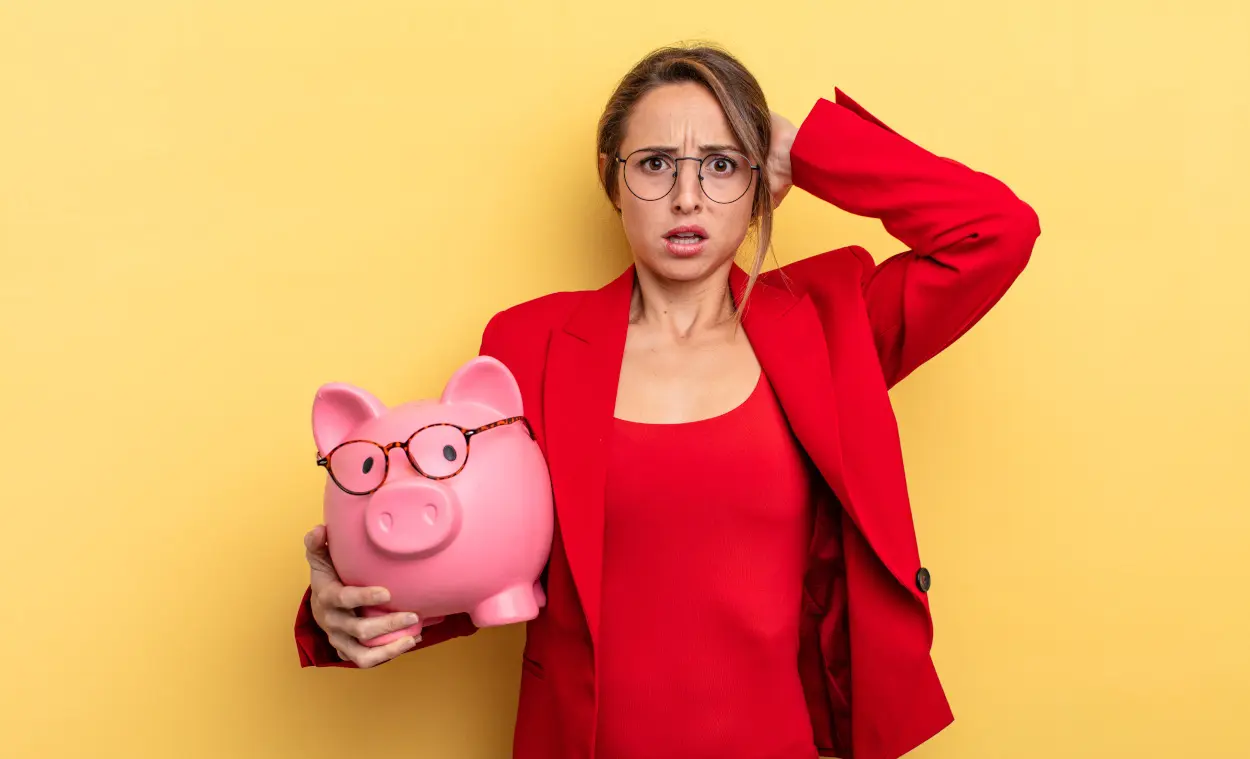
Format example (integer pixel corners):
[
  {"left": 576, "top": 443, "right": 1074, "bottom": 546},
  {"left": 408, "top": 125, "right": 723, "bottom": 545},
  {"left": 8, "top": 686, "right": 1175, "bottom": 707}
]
[{"left": 595, "top": 372, "right": 821, "bottom": 759}]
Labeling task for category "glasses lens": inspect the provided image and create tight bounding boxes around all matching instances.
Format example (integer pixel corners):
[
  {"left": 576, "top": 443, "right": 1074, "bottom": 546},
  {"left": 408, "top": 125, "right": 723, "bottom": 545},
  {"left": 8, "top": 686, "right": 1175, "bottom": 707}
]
[
  {"left": 328, "top": 441, "right": 387, "bottom": 494},
  {"left": 700, "top": 151, "right": 753, "bottom": 203},
  {"left": 623, "top": 151, "right": 676, "bottom": 200},
  {"left": 408, "top": 425, "right": 468, "bottom": 478}
]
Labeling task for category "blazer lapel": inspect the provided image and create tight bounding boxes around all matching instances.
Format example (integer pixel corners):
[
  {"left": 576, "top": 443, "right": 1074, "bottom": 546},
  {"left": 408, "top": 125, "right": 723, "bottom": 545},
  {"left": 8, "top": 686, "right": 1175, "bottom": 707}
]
[
  {"left": 732, "top": 266, "right": 853, "bottom": 521},
  {"left": 542, "top": 266, "right": 634, "bottom": 646},
  {"left": 732, "top": 265, "right": 909, "bottom": 599}
]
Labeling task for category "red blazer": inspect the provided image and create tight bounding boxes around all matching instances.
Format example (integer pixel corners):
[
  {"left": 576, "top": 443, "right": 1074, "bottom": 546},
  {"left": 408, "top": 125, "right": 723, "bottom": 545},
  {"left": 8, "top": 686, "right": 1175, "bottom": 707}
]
[{"left": 294, "top": 88, "right": 1041, "bottom": 759}]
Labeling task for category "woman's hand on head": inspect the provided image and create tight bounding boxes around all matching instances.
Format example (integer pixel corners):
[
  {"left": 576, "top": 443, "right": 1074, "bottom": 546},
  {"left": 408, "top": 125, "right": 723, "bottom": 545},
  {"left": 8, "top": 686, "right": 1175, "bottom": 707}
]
[
  {"left": 767, "top": 111, "right": 798, "bottom": 209},
  {"left": 304, "top": 524, "right": 420, "bottom": 668}
]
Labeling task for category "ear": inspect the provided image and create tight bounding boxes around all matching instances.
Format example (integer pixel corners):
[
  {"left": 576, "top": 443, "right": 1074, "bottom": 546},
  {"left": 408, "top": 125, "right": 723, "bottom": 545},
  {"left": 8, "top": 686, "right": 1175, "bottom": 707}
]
[
  {"left": 312, "top": 383, "right": 387, "bottom": 455},
  {"left": 599, "top": 152, "right": 622, "bottom": 212},
  {"left": 440, "top": 356, "right": 523, "bottom": 418}
]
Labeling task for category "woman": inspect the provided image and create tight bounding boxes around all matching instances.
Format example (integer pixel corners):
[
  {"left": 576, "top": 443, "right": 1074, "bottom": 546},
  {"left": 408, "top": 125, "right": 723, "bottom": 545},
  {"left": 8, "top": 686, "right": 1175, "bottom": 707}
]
[{"left": 294, "top": 43, "right": 1040, "bottom": 759}]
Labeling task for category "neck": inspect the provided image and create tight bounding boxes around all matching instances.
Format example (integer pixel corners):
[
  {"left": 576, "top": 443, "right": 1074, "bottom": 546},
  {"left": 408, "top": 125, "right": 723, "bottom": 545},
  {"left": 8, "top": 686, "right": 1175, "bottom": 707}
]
[{"left": 629, "top": 260, "right": 737, "bottom": 339}]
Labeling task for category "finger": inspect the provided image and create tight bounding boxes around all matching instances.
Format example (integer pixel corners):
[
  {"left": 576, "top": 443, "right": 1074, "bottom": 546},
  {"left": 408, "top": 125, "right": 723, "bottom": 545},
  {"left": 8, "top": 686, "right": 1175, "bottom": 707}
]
[
  {"left": 329, "top": 630, "right": 417, "bottom": 669},
  {"left": 304, "top": 524, "right": 327, "bottom": 554},
  {"left": 304, "top": 525, "right": 337, "bottom": 574},
  {"left": 316, "top": 602, "right": 355, "bottom": 635},
  {"left": 358, "top": 635, "right": 419, "bottom": 668},
  {"left": 345, "top": 611, "right": 420, "bottom": 643},
  {"left": 329, "top": 584, "right": 392, "bottom": 611},
  {"left": 321, "top": 605, "right": 419, "bottom": 649},
  {"left": 313, "top": 577, "right": 347, "bottom": 615},
  {"left": 327, "top": 630, "right": 369, "bottom": 665}
]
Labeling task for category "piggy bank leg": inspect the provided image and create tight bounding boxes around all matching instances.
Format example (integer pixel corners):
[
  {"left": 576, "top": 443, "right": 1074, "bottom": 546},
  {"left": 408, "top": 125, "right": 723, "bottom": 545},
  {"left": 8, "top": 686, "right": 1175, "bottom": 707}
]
[
  {"left": 357, "top": 607, "right": 423, "bottom": 647},
  {"left": 471, "top": 583, "right": 541, "bottom": 627}
]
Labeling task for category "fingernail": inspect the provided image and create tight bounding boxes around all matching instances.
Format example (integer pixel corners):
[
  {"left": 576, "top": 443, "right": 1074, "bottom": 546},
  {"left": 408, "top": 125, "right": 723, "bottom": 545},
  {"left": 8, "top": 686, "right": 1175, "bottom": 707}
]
[
  {"left": 373, "top": 590, "right": 390, "bottom": 603},
  {"left": 403, "top": 613, "right": 419, "bottom": 625}
]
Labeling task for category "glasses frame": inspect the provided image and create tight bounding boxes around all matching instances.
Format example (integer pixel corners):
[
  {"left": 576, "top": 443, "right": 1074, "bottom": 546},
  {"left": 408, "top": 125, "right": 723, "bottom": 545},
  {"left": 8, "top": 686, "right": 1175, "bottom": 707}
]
[
  {"left": 316, "top": 416, "right": 535, "bottom": 496},
  {"left": 616, "top": 148, "right": 761, "bottom": 204}
]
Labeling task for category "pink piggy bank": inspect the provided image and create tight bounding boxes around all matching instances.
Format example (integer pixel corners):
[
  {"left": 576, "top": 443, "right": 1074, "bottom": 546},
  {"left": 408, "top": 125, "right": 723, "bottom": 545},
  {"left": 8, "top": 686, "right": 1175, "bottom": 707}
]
[{"left": 312, "top": 355, "right": 552, "bottom": 647}]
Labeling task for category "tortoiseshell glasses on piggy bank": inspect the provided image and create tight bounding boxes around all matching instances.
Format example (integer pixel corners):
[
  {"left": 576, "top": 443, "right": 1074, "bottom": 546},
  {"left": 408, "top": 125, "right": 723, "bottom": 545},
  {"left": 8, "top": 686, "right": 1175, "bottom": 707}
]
[{"left": 317, "top": 417, "right": 535, "bottom": 496}]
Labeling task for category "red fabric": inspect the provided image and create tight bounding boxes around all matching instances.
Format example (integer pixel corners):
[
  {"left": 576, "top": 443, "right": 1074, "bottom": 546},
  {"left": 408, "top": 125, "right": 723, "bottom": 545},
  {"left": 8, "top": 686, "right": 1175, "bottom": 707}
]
[
  {"left": 293, "top": 87, "right": 1041, "bottom": 759},
  {"left": 595, "top": 374, "right": 822, "bottom": 759}
]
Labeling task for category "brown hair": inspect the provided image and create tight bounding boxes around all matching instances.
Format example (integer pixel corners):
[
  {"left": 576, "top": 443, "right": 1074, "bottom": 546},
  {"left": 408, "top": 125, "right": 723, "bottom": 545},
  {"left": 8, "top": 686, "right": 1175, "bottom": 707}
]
[{"left": 596, "top": 43, "right": 775, "bottom": 316}]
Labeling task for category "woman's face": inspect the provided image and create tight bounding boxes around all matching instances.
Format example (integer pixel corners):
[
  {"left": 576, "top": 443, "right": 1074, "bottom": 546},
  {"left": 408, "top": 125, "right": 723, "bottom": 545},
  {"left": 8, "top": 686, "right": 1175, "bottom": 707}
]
[{"left": 605, "top": 82, "right": 758, "bottom": 284}]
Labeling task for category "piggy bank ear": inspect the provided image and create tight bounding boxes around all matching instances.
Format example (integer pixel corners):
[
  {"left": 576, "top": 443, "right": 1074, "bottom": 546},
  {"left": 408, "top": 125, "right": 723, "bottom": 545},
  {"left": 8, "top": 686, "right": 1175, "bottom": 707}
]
[
  {"left": 312, "top": 383, "right": 388, "bottom": 455},
  {"left": 440, "top": 356, "right": 523, "bottom": 418}
]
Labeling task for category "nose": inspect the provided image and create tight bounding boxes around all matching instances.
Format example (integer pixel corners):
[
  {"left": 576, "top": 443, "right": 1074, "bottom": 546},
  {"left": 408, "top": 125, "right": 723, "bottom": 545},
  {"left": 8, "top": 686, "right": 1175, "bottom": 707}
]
[
  {"left": 671, "top": 158, "right": 703, "bottom": 213},
  {"left": 364, "top": 479, "right": 463, "bottom": 557}
]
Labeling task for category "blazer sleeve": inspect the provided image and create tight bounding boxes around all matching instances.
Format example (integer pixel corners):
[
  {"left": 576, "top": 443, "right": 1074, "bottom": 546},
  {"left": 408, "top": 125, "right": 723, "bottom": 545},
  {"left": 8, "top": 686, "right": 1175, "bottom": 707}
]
[
  {"left": 789, "top": 88, "right": 1042, "bottom": 388},
  {"left": 293, "top": 586, "right": 479, "bottom": 668},
  {"left": 291, "top": 318, "right": 518, "bottom": 668}
]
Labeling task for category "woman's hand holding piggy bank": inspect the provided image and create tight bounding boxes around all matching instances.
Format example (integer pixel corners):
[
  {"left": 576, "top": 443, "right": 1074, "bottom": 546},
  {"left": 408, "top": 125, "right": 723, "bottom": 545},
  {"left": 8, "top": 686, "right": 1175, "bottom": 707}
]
[{"left": 304, "top": 523, "right": 421, "bottom": 667}]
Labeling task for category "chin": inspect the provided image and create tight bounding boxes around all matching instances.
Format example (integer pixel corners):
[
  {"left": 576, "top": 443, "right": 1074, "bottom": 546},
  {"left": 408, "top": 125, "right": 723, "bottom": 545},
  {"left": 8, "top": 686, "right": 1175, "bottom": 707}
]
[
  {"left": 641, "top": 251, "right": 725, "bottom": 282},
  {"left": 640, "top": 242, "right": 735, "bottom": 280}
]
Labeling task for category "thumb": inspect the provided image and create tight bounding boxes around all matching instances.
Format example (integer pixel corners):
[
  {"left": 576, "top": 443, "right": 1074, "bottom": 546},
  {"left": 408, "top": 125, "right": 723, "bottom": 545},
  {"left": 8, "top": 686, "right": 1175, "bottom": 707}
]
[
  {"left": 771, "top": 184, "right": 791, "bottom": 211},
  {"left": 304, "top": 524, "right": 336, "bottom": 573}
]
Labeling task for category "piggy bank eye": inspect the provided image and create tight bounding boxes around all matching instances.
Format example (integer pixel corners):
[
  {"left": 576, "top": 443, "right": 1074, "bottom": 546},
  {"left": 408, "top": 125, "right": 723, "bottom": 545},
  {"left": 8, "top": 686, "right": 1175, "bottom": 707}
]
[
  {"left": 408, "top": 424, "right": 468, "bottom": 478},
  {"left": 326, "top": 441, "right": 387, "bottom": 495}
]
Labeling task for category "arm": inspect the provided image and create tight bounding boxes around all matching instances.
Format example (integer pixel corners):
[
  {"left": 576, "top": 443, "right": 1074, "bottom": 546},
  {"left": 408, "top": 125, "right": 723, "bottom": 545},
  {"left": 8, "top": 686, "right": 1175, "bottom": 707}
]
[{"left": 788, "top": 88, "right": 1041, "bottom": 388}]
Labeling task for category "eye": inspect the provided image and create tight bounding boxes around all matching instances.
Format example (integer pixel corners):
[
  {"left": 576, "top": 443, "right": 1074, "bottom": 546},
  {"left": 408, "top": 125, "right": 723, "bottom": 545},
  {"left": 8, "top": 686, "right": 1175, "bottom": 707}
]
[
  {"left": 635, "top": 153, "right": 673, "bottom": 173},
  {"left": 706, "top": 154, "right": 738, "bottom": 176},
  {"left": 443, "top": 445, "right": 457, "bottom": 462},
  {"left": 361, "top": 457, "right": 374, "bottom": 474}
]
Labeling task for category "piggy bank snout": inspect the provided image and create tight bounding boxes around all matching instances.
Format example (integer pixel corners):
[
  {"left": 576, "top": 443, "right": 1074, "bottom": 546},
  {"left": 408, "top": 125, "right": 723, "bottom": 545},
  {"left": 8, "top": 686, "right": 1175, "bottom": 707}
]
[{"left": 363, "top": 480, "right": 462, "bottom": 557}]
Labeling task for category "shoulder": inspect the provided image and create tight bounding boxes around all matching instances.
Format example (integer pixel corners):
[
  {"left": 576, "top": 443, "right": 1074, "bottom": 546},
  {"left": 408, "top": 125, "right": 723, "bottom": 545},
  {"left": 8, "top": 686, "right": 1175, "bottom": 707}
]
[
  {"left": 764, "top": 245, "right": 875, "bottom": 296},
  {"left": 483, "top": 289, "right": 583, "bottom": 336},
  {"left": 478, "top": 289, "right": 584, "bottom": 356}
]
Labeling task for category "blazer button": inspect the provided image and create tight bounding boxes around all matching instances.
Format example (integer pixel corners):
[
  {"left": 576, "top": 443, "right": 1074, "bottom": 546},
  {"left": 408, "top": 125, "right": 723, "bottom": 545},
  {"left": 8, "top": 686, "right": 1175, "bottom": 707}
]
[{"left": 915, "top": 567, "right": 931, "bottom": 593}]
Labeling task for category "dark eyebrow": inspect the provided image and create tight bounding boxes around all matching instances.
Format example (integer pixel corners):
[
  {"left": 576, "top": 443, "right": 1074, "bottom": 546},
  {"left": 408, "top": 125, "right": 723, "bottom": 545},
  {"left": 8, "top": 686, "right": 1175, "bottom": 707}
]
[{"left": 630, "top": 143, "right": 745, "bottom": 155}]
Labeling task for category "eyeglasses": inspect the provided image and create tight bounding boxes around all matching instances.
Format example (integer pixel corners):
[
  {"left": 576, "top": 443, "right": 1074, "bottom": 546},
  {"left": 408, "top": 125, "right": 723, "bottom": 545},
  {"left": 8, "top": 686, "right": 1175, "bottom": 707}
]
[
  {"left": 316, "top": 416, "right": 535, "bottom": 496},
  {"left": 616, "top": 148, "right": 760, "bottom": 204}
]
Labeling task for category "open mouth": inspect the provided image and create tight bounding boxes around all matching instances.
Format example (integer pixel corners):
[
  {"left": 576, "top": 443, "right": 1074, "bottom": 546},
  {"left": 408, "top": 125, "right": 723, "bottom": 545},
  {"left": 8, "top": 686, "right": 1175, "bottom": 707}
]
[
  {"left": 663, "top": 225, "right": 708, "bottom": 256},
  {"left": 664, "top": 225, "right": 708, "bottom": 243}
]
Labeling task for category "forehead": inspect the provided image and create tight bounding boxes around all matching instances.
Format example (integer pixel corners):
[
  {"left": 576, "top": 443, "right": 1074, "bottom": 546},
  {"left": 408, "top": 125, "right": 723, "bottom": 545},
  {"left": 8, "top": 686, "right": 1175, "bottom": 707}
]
[{"left": 623, "top": 82, "right": 736, "bottom": 149}]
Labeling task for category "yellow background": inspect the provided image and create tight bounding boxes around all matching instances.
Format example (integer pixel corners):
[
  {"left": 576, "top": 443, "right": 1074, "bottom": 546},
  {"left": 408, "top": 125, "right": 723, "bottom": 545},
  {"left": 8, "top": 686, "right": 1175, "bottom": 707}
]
[{"left": 3, "top": 1, "right": 1247, "bottom": 757}]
